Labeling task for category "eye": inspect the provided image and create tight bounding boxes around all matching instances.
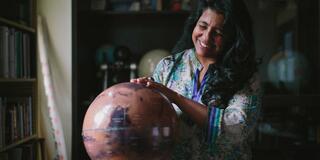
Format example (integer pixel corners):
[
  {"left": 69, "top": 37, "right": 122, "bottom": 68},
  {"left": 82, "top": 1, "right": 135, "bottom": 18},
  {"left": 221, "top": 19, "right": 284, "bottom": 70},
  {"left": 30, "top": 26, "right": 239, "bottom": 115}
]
[
  {"left": 214, "top": 29, "right": 223, "bottom": 36},
  {"left": 198, "top": 23, "right": 207, "bottom": 30},
  {"left": 197, "top": 21, "right": 208, "bottom": 30}
]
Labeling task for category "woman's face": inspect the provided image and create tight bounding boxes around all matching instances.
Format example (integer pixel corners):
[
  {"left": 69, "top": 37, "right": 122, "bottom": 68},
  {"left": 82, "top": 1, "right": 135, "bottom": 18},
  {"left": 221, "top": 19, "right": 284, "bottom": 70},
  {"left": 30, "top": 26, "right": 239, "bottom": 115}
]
[{"left": 192, "top": 8, "right": 225, "bottom": 60}]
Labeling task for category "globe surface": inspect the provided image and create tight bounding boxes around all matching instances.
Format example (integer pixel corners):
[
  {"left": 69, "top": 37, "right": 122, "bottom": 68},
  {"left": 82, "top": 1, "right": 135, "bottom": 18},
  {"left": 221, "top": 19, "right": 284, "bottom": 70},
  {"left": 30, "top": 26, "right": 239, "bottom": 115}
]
[
  {"left": 82, "top": 82, "right": 178, "bottom": 160},
  {"left": 138, "top": 49, "right": 170, "bottom": 77}
]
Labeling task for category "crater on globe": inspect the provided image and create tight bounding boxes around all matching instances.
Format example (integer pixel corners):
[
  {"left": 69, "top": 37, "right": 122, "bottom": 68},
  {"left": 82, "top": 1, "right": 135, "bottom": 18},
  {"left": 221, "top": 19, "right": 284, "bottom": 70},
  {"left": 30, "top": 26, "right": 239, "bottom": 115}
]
[{"left": 82, "top": 82, "right": 178, "bottom": 160}]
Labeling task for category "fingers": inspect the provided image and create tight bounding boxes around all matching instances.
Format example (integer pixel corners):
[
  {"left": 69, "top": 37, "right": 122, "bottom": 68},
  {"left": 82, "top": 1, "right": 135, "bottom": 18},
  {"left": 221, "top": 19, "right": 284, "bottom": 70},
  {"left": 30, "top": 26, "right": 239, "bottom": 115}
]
[
  {"left": 145, "top": 81, "right": 176, "bottom": 102},
  {"left": 130, "top": 76, "right": 159, "bottom": 90},
  {"left": 147, "top": 77, "right": 154, "bottom": 81},
  {"left": 130, "top": 77, "right": 153, "bottom": 85},
  {"left": 130, "top": 78, "right": 176, "bottom": 102},
  {"left": 146, "top": 80, "right": 158, "bottom": 88}
]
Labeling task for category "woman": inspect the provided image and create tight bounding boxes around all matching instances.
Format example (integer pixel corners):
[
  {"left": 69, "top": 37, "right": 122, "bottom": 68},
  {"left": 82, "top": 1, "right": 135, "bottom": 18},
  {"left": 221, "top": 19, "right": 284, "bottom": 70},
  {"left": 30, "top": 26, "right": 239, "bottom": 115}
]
[{"left": 131, "top": 0, "right": 261, "bottom": 159}]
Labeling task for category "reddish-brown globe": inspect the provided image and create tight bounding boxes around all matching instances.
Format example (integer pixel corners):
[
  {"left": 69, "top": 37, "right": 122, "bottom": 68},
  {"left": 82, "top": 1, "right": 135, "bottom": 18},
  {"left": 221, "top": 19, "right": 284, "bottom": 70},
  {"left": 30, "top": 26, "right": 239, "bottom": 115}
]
[{"left": 82, "top": 82, "right": 178, "bottom": 160}]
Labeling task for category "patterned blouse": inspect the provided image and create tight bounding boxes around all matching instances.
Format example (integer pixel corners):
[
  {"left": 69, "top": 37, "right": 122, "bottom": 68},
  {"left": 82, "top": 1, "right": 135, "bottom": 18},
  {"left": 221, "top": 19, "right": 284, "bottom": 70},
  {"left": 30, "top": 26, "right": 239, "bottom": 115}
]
[{"left": 152, "top": 48, "right": 262, "bottom": 160}]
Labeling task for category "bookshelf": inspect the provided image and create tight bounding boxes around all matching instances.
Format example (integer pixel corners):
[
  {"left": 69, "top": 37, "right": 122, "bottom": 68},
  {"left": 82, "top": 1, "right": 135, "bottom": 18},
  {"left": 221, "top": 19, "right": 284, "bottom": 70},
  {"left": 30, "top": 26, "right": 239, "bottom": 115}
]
[
  {"left": 0, "top": 17, "right": 36, "bottom": 33},
  {"left": 0, "top": 0, "right": 43, "bottom": 160}
]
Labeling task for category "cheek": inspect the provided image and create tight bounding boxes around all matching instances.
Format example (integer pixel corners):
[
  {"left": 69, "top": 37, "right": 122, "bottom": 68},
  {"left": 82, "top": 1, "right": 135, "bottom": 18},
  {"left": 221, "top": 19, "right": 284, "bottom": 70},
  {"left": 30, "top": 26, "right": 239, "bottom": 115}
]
[
  {"left": 214, "top": 36, "right": 223, "bottom": 47},
  {"left": 192, "top": 28, "right": 198, "bottom": 43}
]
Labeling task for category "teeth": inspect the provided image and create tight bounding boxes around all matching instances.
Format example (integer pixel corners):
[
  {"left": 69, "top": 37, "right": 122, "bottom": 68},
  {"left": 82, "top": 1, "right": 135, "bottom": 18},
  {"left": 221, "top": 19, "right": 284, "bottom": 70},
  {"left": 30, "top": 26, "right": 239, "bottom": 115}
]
[{"left": 200, "top": 41, "right": 209, "bottom": 48}]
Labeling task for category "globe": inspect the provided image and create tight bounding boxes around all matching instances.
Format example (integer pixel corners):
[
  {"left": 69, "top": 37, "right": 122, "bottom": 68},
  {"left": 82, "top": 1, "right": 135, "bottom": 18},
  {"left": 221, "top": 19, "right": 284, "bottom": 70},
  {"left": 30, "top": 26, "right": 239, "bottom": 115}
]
[
  {"left": 138, "top": 49, "right": 170, "bottom": 77},
  {"left": 82, "top": 82, "right": 178, "bottom": 160}
]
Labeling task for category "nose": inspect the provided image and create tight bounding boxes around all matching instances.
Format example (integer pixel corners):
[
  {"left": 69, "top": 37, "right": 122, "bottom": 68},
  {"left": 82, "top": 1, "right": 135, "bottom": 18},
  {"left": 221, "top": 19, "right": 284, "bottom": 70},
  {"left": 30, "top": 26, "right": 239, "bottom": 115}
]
[{"left": 203, "top": 30, "right": 214, "bottom": 44}]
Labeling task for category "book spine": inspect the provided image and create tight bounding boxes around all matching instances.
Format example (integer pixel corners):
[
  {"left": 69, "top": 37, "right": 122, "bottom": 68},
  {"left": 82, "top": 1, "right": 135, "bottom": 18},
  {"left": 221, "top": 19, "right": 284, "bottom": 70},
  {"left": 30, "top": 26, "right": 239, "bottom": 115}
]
[{"left": 1, "top": 26, "right": 10, "bottom": 78}]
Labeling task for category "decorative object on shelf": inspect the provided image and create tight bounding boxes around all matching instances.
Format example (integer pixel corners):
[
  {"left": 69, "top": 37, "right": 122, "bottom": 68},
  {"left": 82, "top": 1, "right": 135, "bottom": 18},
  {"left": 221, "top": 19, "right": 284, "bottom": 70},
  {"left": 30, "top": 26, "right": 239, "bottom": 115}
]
[
  {"left": 134, "top": 0, "right": 163, "bottom": 11},
  {"left": 267, "top": 31, "right": 310, "bottom": 94},
  {"left": 95, "top": 44, "right": 132, "bottom": 66},
  {"left": 97, "top": 45, "right": 135, "bottom": 89},
  {"left": 95, "top": 44, "right": 116, "bottom": 65},
  {"left": 141, "top": 0, "right": 152, "bottom": 11},
  {"left": 130, "top": 63, "right": 137, "bottom": 79},
  {"left": 154, "top": 0, "right": 163, "bottom": 11},
  {"left": 181, "top": 0, "right": 191, "bottom": 11},
  {"left": 138, "top": 49, "right": 170, "bottom": 77},
  {"left": 100, "top": 61, "right": 137, "bottom": 90},
  {"left": 129, "top": 0, "right": 141, "bottom": 11},
  {"left": 113, "top": 45, "right": 131, "bottom": 65},
  {"left": 91, "top": 0, "right": 107, "bottom": 10},
  {"left": 82, "top": 82, "right": 178, "bottom": 160},
  {"left": 109, "top": 0, "right": 133, "bottom": 12},
  {"left": 171, "top": 0, "right": 182, "bottom": 11},
  {"left": 100, "top": 64, "right": 109, "bottom": 90}
]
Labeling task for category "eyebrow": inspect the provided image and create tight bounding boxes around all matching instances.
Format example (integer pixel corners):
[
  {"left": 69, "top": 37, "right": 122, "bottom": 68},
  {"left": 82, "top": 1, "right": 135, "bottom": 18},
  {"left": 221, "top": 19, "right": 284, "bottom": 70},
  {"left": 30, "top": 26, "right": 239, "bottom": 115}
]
[
  {"left": 198, "top": 20, "right": 223, "bottom": 30},
  {"left": 198, "top": 20, "right": 207, "bottom": 25}
]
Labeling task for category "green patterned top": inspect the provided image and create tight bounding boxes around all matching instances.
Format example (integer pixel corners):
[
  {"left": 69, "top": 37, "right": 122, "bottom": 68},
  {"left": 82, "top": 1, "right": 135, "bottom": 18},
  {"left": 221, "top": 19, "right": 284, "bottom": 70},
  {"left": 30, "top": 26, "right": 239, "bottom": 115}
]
[{"left": 152, "top": 48, "right": 262, "bottom": 160}]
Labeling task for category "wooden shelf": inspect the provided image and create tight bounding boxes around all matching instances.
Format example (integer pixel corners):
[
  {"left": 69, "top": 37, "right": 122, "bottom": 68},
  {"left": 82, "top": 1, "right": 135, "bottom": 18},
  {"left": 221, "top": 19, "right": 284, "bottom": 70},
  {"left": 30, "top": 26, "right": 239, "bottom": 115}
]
[
  {"left": 81, "top": 10, "right": 190, "bottom": 15},
  {"left": 0, "top": 135, "right": 42, "bottom": 152},
  {"left": 0, "top": 78, "right": 36, "bottom": 96},
  {"left": 0, "top": 78, "right": 36, "bottom": 83},
  {"left": 262, "top": 94, "right": 320, "bottom": 108},
  {"left": 79, "top": 10, "right": 190, "bottom": 18},
  {"left": 0, "top": 17, "right": 35, "bottom": 33}
]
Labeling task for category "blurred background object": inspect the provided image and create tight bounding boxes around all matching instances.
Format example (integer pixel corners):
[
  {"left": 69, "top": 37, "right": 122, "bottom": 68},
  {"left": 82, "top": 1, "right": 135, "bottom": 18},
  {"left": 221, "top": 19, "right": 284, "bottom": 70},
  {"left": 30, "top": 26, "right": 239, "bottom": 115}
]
[
  {"left": 138, "top": 49, "right": 170, "bottom": 77},
  {"left": 95, "top": 45, "right": 136, "bottom": 90},
  {"left": 267, "top": 31, "right": 310, "bottom": 94}
]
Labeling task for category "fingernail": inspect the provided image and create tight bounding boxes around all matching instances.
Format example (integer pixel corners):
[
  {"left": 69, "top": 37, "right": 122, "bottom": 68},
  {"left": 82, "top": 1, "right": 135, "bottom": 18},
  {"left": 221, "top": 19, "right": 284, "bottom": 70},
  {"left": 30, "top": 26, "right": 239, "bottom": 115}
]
[{"left": 147, "top": 77, "right": 154, "bottom": 81}]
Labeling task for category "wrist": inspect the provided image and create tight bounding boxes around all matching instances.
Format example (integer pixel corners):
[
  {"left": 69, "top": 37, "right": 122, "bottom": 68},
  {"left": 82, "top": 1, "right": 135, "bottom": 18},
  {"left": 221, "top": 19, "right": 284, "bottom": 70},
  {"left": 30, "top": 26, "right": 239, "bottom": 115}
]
[{"left": 171, "top": 91, "right": 182, "bottom": 104}]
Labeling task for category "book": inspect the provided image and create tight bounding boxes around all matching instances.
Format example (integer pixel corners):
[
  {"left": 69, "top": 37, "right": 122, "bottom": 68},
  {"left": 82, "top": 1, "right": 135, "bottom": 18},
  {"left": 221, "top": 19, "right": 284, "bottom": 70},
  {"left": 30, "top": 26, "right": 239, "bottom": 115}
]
[
  {"left": 0, "top": 97, "right": 3, "bottom": 148},
  {"left": 0, "top": 26, "right": 10, "bottom": 78}
]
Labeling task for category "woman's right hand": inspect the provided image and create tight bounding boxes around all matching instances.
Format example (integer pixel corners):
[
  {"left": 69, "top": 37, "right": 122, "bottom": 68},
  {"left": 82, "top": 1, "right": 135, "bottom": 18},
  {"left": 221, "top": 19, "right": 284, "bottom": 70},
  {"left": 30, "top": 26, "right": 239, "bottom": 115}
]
[
  {"left": 131, "top": 77, "right": 208, "bottom": 127},
  {"left": 130, "top": 77, "right": 179, "bottom": 103}
]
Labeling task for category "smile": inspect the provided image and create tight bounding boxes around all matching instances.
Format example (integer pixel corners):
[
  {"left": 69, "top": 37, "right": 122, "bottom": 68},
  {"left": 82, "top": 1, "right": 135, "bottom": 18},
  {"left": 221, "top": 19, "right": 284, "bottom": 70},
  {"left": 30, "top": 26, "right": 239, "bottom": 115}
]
[{"left": 199, "top": 40, "right": 210, "bottom": 49}]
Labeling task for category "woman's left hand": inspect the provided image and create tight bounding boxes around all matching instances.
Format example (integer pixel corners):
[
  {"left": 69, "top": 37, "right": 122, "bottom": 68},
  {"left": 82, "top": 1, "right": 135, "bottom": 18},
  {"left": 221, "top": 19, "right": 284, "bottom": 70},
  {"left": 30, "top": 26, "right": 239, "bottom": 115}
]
[{"left": 130, "top": 77, "right": 179, "bottom": 103}]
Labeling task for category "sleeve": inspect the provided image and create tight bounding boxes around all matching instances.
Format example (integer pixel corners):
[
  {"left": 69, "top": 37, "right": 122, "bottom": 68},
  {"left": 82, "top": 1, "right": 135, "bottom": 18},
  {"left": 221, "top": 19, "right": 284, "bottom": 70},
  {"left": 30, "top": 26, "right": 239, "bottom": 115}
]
[
  {"left": 152, "top": 56, "right": 184, "bottom": 116},
  {"left": 151, "top": 55, "right": 175, "bottom": 85},
  {"left": 152, "top": 58, "right": 165, "bottom": 84},
  {"left": 207, "top": 75, "right": 262, "bottom": 159}
]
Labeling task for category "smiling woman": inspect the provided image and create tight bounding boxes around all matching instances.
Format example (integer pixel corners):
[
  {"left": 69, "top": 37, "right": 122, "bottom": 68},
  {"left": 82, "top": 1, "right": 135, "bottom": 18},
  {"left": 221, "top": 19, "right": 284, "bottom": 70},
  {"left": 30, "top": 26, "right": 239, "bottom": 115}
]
[{"left": 131, "top": 0, "right": 261, "bottom": 159}]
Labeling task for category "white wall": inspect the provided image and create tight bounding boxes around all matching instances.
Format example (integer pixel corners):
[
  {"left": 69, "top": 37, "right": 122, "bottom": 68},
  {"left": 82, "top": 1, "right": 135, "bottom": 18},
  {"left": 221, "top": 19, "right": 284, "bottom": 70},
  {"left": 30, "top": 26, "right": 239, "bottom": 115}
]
[{"left": 37, "top": 0, "right": 72, "bottom": 159}]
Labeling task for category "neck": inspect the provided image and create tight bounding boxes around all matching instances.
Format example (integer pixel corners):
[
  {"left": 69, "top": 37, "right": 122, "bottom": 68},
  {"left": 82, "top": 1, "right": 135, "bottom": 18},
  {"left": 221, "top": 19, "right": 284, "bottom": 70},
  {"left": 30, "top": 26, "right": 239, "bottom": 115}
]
[{"left": 197, "top": 55, "right": 216, "bottom": 70}]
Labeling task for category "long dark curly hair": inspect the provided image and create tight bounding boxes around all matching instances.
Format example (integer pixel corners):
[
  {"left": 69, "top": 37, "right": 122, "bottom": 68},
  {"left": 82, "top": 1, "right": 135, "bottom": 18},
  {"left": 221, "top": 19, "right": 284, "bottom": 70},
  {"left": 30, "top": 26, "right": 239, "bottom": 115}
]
[{"left": 172, "top": 0, "right": 259, "bottom": 106}]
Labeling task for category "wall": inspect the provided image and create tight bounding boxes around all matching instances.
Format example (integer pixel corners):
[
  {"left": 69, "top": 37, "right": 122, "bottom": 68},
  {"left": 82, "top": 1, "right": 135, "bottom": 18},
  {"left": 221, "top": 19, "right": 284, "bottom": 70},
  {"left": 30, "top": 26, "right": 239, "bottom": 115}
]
[
  {"left": 245, "top": 0, "right": 277, "bottom": 82},
  {"left": 37, "top": 0, "right": 72, "bottom": 159}
]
